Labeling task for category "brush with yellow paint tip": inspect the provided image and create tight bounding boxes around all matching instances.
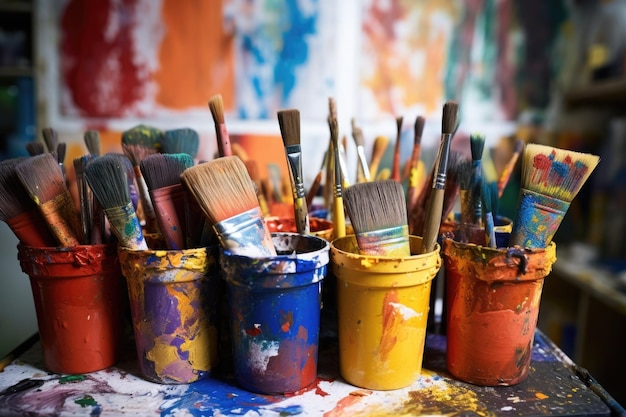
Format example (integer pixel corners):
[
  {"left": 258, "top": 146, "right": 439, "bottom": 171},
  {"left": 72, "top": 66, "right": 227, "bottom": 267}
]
[
  {"left": 15, "top": 153, "right": 84, "bottom": 247},
  {"left": 278, "top": 108, "right": 310, "bottom": 234},
  {"left": 509, "top": 143, "right": 600, "bottom": 249},
  {"left": 121, "top": 124, "right": 163, "bottom": 234},
  {"left": 368, "top": 135, "right": 389, "bottom": 181},
  {"left": 180, "top": 155, "right": 277, "bottom": 257},
  {"left": 351, "top": 118, "right": 370, "bottom": 183},
  {"left": 85, "top": 154, "right": 148, "bottom": 250},
  {"left": 344, "top": 180, "right": 410, "bottom": 257},
  {"left": 328, "top": 98, "right": 345, "bottom": 238},
  {"left": 209, "top": 94, "right": 232, "bottom": 157}
]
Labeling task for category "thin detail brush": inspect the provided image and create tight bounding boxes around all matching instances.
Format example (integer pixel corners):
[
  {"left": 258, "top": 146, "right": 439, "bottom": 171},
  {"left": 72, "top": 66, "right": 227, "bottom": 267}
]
[
  {"left": 421, "top": 100, "right": 459, "bottom": 253},
  {"left": 73, "top": 155, "right": 94, "bottom": 245},
  {"left": 497, "top": 138, "right": 524, "bottom": 198},
  {"left": 209, "top": 94, "right": 232, "bottom": 157},
  {"left": 328, "top": 98, "right": 345, "bottom": 238},
  {"left": 278, "top": 108, "right": 310, "bottom": 234},
  {"left": 15, "top": 153, "right": 83, "bottom": 246},
  {"left": 405, "top": 116, "right": 426, "bottom": 210},
  {"left": 244, "top": 160, "right": 270, "bottom": 217},
  {"left": 84, "top": 130, "right": 101, "bottom": 156},
  {"left": 509, "top": 144, "right": 600, "bottom": 249},
  {"left": 468, "top": 132, "right": 486, "bottom": 228},
  {"left": 180, "top": 156, "right": 276, "bottom": 257},
  {"left": 391, "top": 116, "right": 403, "bottom": 182},
  {"left": 85, "top": 154, "right": 148, "bottom": 250},
  {"left": 482, "top": 182, "right": 496, "bottom": 248},
  {"left": 351, "top": 118, "right": 371, "bottom": 182},
  {"left": 369, "top": 135, "right": 389, "bottom": 181},
  {"left": 344, "top": 180, "right": 410, "bottom": 256},
  {"left": 42, "top": 127, "right": 58, "bottom": 153}
]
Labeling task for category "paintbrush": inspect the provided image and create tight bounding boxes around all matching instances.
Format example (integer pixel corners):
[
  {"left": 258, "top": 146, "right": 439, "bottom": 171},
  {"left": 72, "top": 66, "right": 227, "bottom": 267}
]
[
  {"left": 421, "top": 100, "right": 459, "bottom": 253},
  {"left": 57, "top": 142, "right": 67, "bottom": 180},
  {"left": 85, "top": 154, "right": 148, "bottom": 250},
  {"left": 0, "top": 157, "right": 58, "bottom": 247},
  {"left": 306, "top": 170, "right": 323, "bottom": 210},
  {"left": 14, "top": 153, "right": 83, "bottom": 247},
  {"left": 344, "top": 180, "right": 410, "bottom": 257},
  {"left": 84, "top": 130, "right": 101, "bottom": 156},
  {"left": 162, "top": 127, "right": 200, "bottom": 159},
  {"left": 141, "top": 153, "right": 194, "bottom": 250},
  {"left": 351, "top": 118, "right": 371, "bottom": 183},
  {"left": 121, "top": 124, "right": 162, "bottom": 233},
  {"left": 481, "top": 182, "right": 496, "bottom": 248},
  {"left": 497, "top": 138, "right": 524, "bottom": 198},
  {"left": 25, "top": 141, "right": 44, "bottom": 156},
  {"left": 244, "top": 160, "right": 270, "bottom": 217},
  {"left": 42, "top": 127, "right": 58, "bottom": 153},
  {"left": 368, "top": 135, "right": 389, "bottom": 181},
  {"left": 391, "top": 116, "right": 404, "bottom": 182},
  {"left": 509, "top": 143, "right": 600, "bottom": 249},
  {"left": 468, "top": 132, "right": 486, "bottom": 228},
  {"left": 278, "top": 109, "right": 310, "bottom": 234},
  {"left": 73, "top": 155, "right": 94, "bottom": 245},
  {"left": 180, "top": 155, "right": 276, "bottom": 257},
  {"left": 403, "top": 115, "right": 425, "bottom": 184},
  {"left": 209, "top": 94, "right": 232, "bottom": 157},
  {"left": 328, "top": 98, "right": 346, "bottom": 238}
]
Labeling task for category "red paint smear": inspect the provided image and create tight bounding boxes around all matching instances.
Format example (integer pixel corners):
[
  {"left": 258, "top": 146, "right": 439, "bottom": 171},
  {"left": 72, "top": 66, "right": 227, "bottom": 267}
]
[
  {"left": 379, "top": 290, "right": 401, "bottom": 360},
  {"left": 61, "top": 0, "right": 147, "bottom": 117},
  {"left": 244, "top": 327, "right": 262, "bottom": 337},
  {"left": 323, "top": 394, "right": 364, "bottom": 417},
  {"left": 283, "top": 376, "right": 333, "bottom": 398}
]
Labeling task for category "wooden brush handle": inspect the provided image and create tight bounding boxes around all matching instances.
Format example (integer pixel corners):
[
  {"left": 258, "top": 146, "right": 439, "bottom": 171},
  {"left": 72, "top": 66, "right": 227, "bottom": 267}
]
[
  {"left": 421, "top": 188, "right": 444, "bottom": 253},
  {"left": 294, "top": 197, "right": 310, "bottom": 235}
]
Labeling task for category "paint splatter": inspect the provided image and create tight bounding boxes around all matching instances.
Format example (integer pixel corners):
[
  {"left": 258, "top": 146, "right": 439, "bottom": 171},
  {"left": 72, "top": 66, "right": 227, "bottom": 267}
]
[{"left": 74, "top": 394, "right": 98, "bottom": 407}]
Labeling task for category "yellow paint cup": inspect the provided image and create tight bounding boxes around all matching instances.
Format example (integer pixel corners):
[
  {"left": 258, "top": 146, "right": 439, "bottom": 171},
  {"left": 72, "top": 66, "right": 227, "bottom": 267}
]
[{"left": 330, "top": 235, "right": 441, "bottom": 390}]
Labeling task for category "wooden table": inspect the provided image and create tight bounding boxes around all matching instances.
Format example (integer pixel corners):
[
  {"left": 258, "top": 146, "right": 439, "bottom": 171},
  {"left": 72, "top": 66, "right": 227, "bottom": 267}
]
[{"left": 0, "top": 328, "right": 620, "bottom": 416}]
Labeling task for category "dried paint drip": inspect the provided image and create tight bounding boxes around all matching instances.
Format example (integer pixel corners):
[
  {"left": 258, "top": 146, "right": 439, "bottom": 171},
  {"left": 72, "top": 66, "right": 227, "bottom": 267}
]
[
  {"left": 118, "top": 246, "right": 220, "bottom": 384},
  {"left": 220, "top": 233, "right": 330, "bottom": 394}
]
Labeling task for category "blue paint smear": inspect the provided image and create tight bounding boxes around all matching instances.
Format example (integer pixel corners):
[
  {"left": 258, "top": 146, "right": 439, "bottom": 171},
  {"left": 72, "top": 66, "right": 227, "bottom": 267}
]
[{"left": 160, "top": 376, "right": 282, "bottom": 417}]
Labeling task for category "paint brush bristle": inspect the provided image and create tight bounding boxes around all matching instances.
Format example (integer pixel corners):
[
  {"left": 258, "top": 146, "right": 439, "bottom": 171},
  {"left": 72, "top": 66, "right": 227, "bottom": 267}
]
[
  {"left": 277, "top": 109, "right": 301, "bottom": 148},
  {"left": 121, "top": 124, "right": 162, "bottom": 165},
  {"left": 180, "top": 156, "right": 260, "bottom": 225},
  {"left": 209, "top": 94, "right": 232, "bottom": 157},
  {"left": 521, "top": 143, "right": 600, "bottom": 202},
  {"left": 141, "top": 153, "right": 194, "bottom": 191},
  {"left": 470, "top": 133, "right": 486, "bottom": 162},
  {"left": 26, "top": 141, "right": 44, "bottom": 156},
  {"left": 42, "top": 127, "right": 59, "bottom": 153},
  {"left": 84, "top": 130, "right": 101, "bottom": 156},
  {"left": 0, "top": 157, "right": 35, "bottom": 221},
  {"left": 162, "top": 128, "right": 200, "bottom": 158},
  {"left": 85, "top": 154, "right": 134, "bottom": 210},
  {"left": 442, "top": 101, "right": 459, "bottom": 135},
  {"left": 209, "top": 94, "right": 225, "bottom": 124},
  {"left": 392, "top": 116, "right": 404, "bottom": 181}
]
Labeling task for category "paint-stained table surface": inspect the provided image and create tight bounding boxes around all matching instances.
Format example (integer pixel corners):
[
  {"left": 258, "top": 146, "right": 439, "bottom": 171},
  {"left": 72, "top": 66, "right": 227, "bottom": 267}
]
[{"left": 0, "top": 330, "right": 616, "bottom": 416}]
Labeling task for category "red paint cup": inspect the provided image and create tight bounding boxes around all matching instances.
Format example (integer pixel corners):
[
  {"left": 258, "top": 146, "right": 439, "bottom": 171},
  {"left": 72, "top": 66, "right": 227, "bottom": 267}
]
[
  {"left": 443, "top": 238, "right": 557, "bottom": 386},
  {"left": 18, "top": 244, "right": 126, "bottom": 374}
]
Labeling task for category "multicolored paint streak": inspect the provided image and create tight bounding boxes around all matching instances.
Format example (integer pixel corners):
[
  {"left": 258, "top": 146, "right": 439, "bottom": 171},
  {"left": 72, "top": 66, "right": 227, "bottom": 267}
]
[{"left": 118, "top": 246, "right": 220, "bottom": 384}]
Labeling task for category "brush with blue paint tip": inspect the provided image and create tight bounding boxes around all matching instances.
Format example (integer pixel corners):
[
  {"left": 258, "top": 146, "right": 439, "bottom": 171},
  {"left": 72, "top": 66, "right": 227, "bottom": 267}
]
[
  {"left": 180, "top": 156, "right": 277, "bottom": 257},
  {"left": 85, "top": 154, "right": 148, "bottom": 250},
  {"left": 481, "top": 182, "right": 496, "bottom": 248},
  {"left": 509, "top": 143, "right": 600, "bottom": 249},
  {"left": 141, "top": 153, "right": 194, "bottom": 250},
  {"left": 162, "top": 128, "right": 200, "bottom": 159},
  {"left": 468, "top": 132, "right": 486, "bottom": 228}
]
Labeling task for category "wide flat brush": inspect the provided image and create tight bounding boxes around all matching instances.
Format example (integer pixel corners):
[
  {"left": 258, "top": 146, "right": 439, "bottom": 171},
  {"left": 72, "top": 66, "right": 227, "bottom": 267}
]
[
  {"left": 391, "top": 116, "right": 404, "bottom": 182},
  {"left": 497, "top": 138, "right": 524, "bottom": 198},
  {"left": 84, "top": 130, "right": 101, "bottom": 156},
  {"left": 121, "top": 124, "right": 162, "bottom": 233},
  {"left": 328, "top": 98, "right": 345, "bottom": 238},
  {"left": 85, "top": 154, "right": 148, "bottom": 250},
  {"left": 26, "top": 141, "right": 44, "bottom": 156},
  {"left": 509, "top": 143, "right": 600, "bottom": 249},
  {"left": 162, "top": 127, "right": 200, "bottom": 159},
  {"left": 421, "top": 100, "right": 459, "bottom": 253},
  {"left": 141, "top": 153, "right": 194, "bottom": 250},
  {"left": 351, "top": 118, "right": 371, "bottom": 183},
  {"left": 180, "top": 156, "right": 276, "bottom": 257},
  {"left": 278, "top": 108, "right": 310, "bottom": 235},
  {"left": 15, "top": 153, "right": 83, "bottom": 247},
  {"left": 0, "top": 157, "right": 58, "bottom": 247},
  {"left": 344, "top": 180, "right": 410, "bottom": 257},
  {"left": 209, "top": 94, "right": 232, "bottom": 157}
]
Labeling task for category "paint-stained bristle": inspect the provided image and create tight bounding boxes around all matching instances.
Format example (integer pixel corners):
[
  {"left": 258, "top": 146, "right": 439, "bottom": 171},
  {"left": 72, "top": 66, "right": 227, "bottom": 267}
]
[
  {"left": 442, "top": 100, "right": 459, "bottom": 135},
  {"left": 121, "top": 124, "right": 163, "bottom": 165},
  {"left": 84, "top": 130, "right": 101, "bottom": 156},
  {"left": 414, "top": 116, "right": 425, "bottom": 144},
  {"left": 344, "top": 180, "right": 407, "bottom": 234},
  {"left": 521, "top": 143, "right": 600, "bottom": 202},
  {"left": 14, "top": 153, "right": 67, "bottom": 203},
  {"left": 42, "top": 127, "right": 59, "bottom": 153},
  {"left": 0, "top": 157, "right": 35, "bottom": 220},
  {"left": 470, "top": 133, "right": 486, "bottom": 162},
  {"left": 278, "top": 109, "right": 301, "bottom": 147},
  {"left": 162, "top": 127, "right": 200, "bottom": 158},
  {"left": 208, "top": 94, "right": 225, "bottom": 125},
  {"left": 180, "top": 156, "right": 259, "bottom": 224},
  {"left": 513, "top": 138, "right": 524, "bottom": 154},
  {"left": 141, "top": 153, "right": 194, "bottom": 190},
  {"left": 458, "top": 158, "right": 472, "bottom": 190},
  {"left": 85, "top": 154, "right": 132, "bottom": 209},
  {"left": 26, "top": 141, "right": 44, "bottom": 156}
]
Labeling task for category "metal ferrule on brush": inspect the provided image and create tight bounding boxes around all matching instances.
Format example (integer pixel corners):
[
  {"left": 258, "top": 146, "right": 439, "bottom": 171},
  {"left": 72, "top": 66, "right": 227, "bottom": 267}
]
[
  {"left": 356, "top": 225, "right": 410, "bottom": 257},
  {"left": 432, "top": 133, "right": 452, "bottom": 190},
  {"left": 213, "top": 207, "right": 276, "bottom": 257},
  {"left": 285, "top": 144, "right": 305, "bottom": 199}
]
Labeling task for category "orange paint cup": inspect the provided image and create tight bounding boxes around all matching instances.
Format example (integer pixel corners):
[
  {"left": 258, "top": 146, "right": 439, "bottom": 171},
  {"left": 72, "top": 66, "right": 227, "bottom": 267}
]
[
  {"left": 18, "top": 244, "right": 126, "bottom": 374},
  {"left": 443, "top": 238, "right": 557, "bottom": 386},
  {"left": 118, "top": 246, "right": 221, "bottom": 384},
  {"left": 330, "top": 235, "right": 441, "bottom": 390},
  {"left": 265, "top": 216, "right": 334, "bottom": 241}
]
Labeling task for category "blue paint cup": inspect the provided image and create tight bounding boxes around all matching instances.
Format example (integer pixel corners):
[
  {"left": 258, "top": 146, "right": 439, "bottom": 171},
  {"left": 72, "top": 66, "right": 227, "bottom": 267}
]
[{"left": 220, "top": 232, "right": 330, "bottom": 394}]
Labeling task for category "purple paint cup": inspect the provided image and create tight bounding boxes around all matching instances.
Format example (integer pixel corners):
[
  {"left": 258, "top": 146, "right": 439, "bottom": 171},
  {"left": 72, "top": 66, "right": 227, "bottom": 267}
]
[
  {"left": 118, "top": 246, "right": 221, "bottom": 384},
  {"left": 220, "top": 232, "right": 330, "bottom": 394}
]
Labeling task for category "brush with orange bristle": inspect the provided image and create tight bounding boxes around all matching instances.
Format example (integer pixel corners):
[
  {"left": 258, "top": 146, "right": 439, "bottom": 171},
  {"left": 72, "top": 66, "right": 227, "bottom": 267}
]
[
  {"left": 121, "top": 124, "right": 162, "bottom": 234},
  {"left": 509, "top": 143, "right": 600, "bottom": 249},
  {"left": 497, "top": 138, "right": 524, "bottom": 198},
  {"left": 180, "top": 156, "right": 276, "bottom": 257},
  {"left": 14, "top": 153, "right": 84, "bottom": 247},
  {"left": 209, "top": 94, "right": 232, "bottom": 157},
  {"left": 368, "top": 135, "right": 389, "bottom": 181}
]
